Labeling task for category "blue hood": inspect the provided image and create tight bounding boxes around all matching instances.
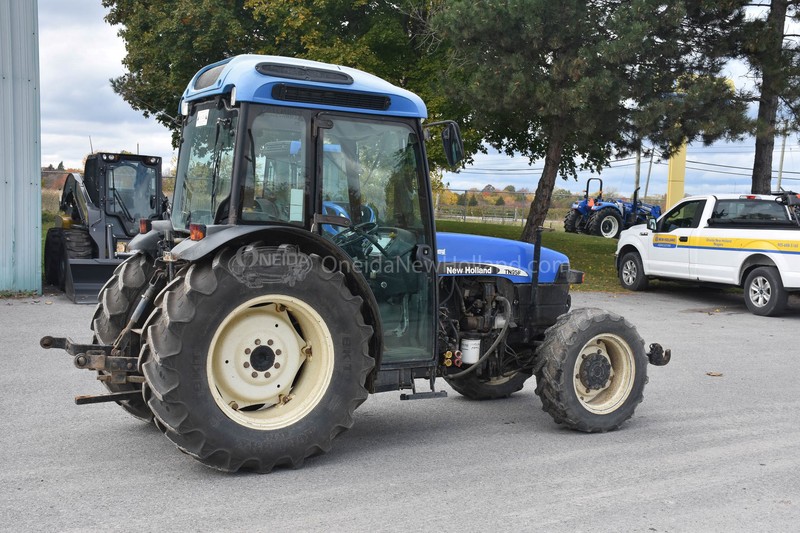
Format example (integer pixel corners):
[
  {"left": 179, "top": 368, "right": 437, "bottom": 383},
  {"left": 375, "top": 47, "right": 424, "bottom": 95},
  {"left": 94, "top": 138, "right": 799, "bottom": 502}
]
[{"left": 436, "top": 232, "right": 569, "bottom": 284}]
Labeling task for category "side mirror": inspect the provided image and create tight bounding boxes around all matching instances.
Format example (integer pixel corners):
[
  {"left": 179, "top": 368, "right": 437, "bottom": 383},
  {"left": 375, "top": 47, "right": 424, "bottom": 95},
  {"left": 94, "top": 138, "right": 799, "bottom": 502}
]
[
  {"left": 441, "top": 122, "right": 464, "bottom": 167},
  {"left": 647, "top": 218, "right": 658, "bottom": 231}
]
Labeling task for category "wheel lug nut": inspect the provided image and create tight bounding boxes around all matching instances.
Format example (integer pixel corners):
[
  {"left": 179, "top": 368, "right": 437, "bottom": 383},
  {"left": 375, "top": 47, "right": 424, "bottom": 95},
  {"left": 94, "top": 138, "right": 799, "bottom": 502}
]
[
  {"left": 267, "top": 339, "right": 273, "bottom": 346},
  {"left": 265, "top": 372, "right": 271, "bottom": 378},
  {"left": 255, "top": 339, "right": 261, "bottom": 345},
  {"left": 251, "top": 371, "right": 258, "bottom": 378},
  {"left": 245, "top": 348, "right": 251, "bottom": 355},
  {"left": 274, "top": 363, "right": 280, "bottom": 369},
  {"left": 244, "top": 362, "right": 250, "bottom": 368},
  {"left": 275, "top": 349, "right": 281, "bottom": 356}
]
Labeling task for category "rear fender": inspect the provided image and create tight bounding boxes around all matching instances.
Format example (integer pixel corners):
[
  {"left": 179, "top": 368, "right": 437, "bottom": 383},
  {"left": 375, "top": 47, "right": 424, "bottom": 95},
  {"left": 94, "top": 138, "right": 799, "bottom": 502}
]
[{"left": 171, "top": 225, "right": 384, "bottom": 385}]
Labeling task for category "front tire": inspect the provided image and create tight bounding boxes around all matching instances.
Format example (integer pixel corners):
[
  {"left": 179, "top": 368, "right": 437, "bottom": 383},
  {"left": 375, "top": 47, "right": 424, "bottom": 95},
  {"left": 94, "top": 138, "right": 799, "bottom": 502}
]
[
  {"left": 142, "top": 246, "right": 374, "bottom": 472},
  {"left": 744, "top": 266, "right": 787, "bottom": 316},
  {"left": 588, "top": 207, "right": 623, "bottom": 238},
  {"left": 618, "top": 251, "right": 648, "bottom": 291},
  {"left": 535, "top": 308, "right": 647, "bottom": 432}
]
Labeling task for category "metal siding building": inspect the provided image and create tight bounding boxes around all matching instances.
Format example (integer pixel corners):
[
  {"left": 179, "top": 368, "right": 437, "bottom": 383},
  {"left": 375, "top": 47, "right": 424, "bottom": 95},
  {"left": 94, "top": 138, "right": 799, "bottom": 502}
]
[{"left": 0, "top": 0, "right": 41, "bottom": 292}]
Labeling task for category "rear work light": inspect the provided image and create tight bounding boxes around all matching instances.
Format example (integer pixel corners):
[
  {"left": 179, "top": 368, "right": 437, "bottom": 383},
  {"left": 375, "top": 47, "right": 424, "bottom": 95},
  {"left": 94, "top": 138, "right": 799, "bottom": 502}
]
[
  {"left": 189, "top": 223, "right": 207, "bottom": 241},
  {"left": 139, "top": 218, "right": 152, "bottom": 234}
]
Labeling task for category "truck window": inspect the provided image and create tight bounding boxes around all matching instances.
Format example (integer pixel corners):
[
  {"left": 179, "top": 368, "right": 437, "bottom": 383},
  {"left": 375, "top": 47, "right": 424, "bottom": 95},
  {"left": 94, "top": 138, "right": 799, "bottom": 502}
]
[
  {"left": 711, "top": 199, "right": 789, "bottom": 222},
  {"left": 659, "top": 200, "right": 706, "bottom": 232}
]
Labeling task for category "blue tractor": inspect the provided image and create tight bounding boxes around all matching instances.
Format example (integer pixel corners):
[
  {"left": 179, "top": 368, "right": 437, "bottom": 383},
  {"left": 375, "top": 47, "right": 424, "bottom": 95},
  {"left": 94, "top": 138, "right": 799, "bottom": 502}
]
[
  {"left": 564, "top": 178, "right": 662, "bottom": 238},
  {"left": 41, "top": 55, "right": 669, "bottom": 472}
]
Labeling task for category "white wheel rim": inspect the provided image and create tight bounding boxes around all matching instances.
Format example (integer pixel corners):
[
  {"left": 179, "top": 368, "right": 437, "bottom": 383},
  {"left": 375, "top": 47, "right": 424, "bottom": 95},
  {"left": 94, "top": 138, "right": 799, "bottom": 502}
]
[
  {"left": 207, "top": 294, "right": 334, "bottom": 430},
  {"left": 622, "top": 260, "right": 637, "bottom": 286},
  {"left": 572, "top": 334, "right": 635, "bottom": 414},
  {"left": 749, "top": 276, "right": 771, "bottom": 307},
  {"left": 601, "top": 216, "right": 619, "bottom": 237}
]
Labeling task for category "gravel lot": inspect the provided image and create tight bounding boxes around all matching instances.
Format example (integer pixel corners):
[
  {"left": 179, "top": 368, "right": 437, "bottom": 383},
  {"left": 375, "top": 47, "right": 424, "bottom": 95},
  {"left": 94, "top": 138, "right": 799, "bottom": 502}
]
[{"left": 1, "top": 286, "right": 798, "bottom": 532}]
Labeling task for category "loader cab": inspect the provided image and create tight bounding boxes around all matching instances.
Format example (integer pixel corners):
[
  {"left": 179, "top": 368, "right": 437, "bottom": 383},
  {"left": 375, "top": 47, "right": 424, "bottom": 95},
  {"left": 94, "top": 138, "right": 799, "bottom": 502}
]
[
  {"left": 86, "top": 153, "right": 165, "bottom": 240},
  {"left": 170, "top": 56, "right": 463, "bottom": 367}
]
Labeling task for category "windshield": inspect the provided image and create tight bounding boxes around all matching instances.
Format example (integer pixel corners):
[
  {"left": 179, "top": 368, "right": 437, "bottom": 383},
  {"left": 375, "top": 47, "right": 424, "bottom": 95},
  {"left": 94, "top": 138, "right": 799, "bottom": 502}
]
[
  {"left": 106, "top": 160, "right": 158, "bottom": 235},
  {"left": 172, "top": 101, "right": 238, "bottom": 230}
]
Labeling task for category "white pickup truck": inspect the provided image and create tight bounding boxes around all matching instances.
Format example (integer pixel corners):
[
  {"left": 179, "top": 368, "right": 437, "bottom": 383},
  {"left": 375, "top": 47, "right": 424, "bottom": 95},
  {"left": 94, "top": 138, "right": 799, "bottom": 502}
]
[{"left": 615, "top": 192, "right": 800, "bottom": 316}]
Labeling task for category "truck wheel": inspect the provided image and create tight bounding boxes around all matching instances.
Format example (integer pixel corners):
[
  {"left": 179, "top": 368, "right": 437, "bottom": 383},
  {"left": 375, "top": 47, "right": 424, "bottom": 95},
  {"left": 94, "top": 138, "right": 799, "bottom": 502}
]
[
  {"left": 44, "top": 228, "right": 64, "bottom": 286},
  {"left": 563, "top": 210, "right": 580, "bottom": 233},
  {"left": 445, "top": 370, "right": 532, "bottom": 400},
  {"left": 744, "top": 266, "right": 787, "bottom": 316},
  {"left": 535, "top": 308, "right": 647, "bottom": 432},
  {"left": 588, "top": 207, "right": 623, "bottom": 238},
  {"left": 618, "top": 251, "right": 648, "bottom": 291},
  {"left": 91, "top": 253, "right": 155, "bottom": 421},
  {"left": 142, "top": 247, "right": 374, "bottom": 472}
]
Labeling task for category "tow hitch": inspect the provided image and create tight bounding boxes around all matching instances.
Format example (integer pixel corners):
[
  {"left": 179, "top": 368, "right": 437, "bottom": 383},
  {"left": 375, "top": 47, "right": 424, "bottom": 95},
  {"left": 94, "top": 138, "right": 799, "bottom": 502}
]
[
  {"left": 40, "top": 336, "right": 142, "bottom": 405},
  {"left": 646, "top": 343, "right": 671, "bottom": 366}
]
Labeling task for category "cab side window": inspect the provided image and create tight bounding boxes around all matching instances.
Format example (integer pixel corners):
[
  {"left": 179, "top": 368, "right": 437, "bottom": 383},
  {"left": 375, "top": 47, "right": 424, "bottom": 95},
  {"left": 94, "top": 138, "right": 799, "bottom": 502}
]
[{"left": 659, "top": 200, "right": 706, "bottom": 232}]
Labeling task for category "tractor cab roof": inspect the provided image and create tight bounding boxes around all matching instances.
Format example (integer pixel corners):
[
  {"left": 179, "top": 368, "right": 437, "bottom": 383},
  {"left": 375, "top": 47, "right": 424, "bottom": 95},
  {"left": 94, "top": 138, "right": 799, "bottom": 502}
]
[{"left": 179, "top": 54, "right": 427, "bottom": 119}]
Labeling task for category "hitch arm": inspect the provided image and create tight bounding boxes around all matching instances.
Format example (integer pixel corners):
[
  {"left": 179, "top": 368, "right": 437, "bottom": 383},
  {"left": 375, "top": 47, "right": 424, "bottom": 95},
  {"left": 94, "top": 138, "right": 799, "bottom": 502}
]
[{"left": 40, "top": 336, "right": 139, "bottom": 377}]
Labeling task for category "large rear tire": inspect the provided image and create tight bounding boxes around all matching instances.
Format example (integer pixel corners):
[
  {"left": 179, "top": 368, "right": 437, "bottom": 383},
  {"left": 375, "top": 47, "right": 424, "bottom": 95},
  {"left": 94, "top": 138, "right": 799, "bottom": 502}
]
[
  {"left": 445, "top": 370, "right": 531, "bottom": 400},
  {"left": 563, "top": 210, "right": 580, "bottom": 233},
  {"left": 588, "top": 207, "right": 623, "bottom": 238},
  {"left": 43, "top": 228, "right": 64, "bottom": 286},
  {"left": 142, "top": 246, "right": 374, "bottom": 472},
  {"left": 535, "top": 308, "right": 647, "bottom": 432},
  {"left": 91, "top": 253, "right": 155, "bottom": 421}
]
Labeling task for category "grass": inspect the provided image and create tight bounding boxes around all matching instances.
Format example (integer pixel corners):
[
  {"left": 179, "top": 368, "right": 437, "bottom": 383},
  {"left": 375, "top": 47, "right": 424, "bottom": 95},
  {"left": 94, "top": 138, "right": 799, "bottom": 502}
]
[{"left": 435, "top": 220, "right": 620, "bottom": 292}]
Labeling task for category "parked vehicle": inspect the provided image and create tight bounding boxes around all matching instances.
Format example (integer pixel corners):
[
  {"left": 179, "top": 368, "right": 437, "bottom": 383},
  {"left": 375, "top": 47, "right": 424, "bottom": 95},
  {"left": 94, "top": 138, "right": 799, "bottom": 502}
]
[
  {"left": 616, "top": 192, "right": 800, "bottom": 316},
  {"left": 43, "top": 153, "right": 167, "bottom": 302},
  {"left": 41, "top": 55, "right": 670, "bottom": 473},
  {"left": 564, "top": 178, "right": 662, "bottom": 238}
]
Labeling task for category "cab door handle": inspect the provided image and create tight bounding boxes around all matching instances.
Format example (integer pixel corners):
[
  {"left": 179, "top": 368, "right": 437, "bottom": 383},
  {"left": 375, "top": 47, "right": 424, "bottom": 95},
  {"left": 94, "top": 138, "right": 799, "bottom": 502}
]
[{"left": 679, "top": 236, "right": 688, "bottom": 242}]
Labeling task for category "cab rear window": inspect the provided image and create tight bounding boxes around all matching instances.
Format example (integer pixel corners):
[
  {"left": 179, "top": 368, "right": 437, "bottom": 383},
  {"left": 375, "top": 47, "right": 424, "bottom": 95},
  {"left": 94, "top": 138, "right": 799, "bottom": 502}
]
[{"left": 710, "top": 200, "right": 789, "bottom": 222}]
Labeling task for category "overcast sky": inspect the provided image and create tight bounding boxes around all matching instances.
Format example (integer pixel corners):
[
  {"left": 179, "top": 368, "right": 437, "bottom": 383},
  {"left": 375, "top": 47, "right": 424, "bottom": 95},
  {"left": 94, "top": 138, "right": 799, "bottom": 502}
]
[{"left": 37, "top": 1, "right": 800, "bottom": 197}]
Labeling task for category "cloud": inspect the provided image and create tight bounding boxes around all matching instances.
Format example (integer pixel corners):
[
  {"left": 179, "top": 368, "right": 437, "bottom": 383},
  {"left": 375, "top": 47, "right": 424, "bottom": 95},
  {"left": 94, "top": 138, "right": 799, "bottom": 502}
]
[{"left": 38, "top": 0, "right": 175, "bottom": 171}]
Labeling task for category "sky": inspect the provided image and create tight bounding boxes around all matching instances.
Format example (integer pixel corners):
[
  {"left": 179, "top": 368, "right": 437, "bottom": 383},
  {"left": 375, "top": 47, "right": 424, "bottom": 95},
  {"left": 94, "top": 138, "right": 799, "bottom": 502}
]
[{"left": 37, "top": 1, "right": 800, "bottom": 198}]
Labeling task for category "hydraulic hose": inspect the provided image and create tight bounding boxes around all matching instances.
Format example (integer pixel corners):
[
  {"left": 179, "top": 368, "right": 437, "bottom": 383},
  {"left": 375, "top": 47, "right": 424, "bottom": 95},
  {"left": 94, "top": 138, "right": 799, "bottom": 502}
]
[{"left": 447, "top": 295, "right": 511, "bottom": 380}]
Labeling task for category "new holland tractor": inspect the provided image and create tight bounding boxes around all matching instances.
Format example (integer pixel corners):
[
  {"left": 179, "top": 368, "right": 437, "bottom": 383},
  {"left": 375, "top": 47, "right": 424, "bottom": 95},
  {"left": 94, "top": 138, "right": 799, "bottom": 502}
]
[
  {"left": 44, "top": 153, "right": 168, "bottom": 302},
  {"left": 564, "top": 178, "right": 662, "bottom": 238},
  {"left": 41, "top": 55, "right": 670, "bottom": 473}
]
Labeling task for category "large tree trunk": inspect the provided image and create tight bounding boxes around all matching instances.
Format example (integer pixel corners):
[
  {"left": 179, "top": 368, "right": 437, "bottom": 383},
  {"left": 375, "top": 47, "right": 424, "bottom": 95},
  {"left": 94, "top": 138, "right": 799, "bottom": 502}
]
[
  {"left": 521, "top": 127, "right": 566, "bottom": 242},
  {"left": 752, "top": 0, "right": 788, "bottom": 194}
]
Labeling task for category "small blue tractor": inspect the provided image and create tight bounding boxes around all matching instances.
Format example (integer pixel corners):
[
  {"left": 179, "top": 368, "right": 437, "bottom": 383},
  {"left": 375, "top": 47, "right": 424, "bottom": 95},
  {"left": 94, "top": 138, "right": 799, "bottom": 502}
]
[
  {"left": 564, "top": 178, "right": 662, "bottom": 238},
  {"left": 41, "top": 55, "right": 670, "bottom": 472}
]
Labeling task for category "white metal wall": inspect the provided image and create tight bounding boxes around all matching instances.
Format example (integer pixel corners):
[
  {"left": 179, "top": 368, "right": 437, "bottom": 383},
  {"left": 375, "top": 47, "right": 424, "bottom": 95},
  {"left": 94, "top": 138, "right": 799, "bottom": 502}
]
[{"left": 0, "top": 0, "right": 42, "bottom": 292}]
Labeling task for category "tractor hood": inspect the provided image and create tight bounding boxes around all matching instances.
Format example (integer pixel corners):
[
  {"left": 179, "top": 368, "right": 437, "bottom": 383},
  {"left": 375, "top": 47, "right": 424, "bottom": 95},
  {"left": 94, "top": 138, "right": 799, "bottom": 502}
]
[{"left": 435, "top": 232, "right": 569, "bottom": 284}]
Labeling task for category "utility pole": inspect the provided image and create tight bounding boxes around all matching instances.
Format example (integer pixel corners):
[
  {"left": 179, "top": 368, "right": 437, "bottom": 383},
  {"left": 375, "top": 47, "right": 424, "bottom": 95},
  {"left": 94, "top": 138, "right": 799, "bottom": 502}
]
[{"left": 777, "top": 120, "right": 787, "bottom": 191}]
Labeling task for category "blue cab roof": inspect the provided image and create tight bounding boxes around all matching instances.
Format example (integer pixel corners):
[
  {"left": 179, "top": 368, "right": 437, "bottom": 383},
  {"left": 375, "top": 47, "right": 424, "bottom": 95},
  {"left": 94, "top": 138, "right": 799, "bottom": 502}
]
[{"left": 181, "top": 54, "right": 427, "bottom": 118}]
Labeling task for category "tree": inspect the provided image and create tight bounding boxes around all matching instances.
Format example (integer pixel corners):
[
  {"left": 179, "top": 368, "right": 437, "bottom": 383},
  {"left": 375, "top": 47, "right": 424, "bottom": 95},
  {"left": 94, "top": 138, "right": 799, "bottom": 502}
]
[
  {"left": 495, "top": 196, "right": 505, "bottom": 206},
  {"left": 57, "top": 161, "right": 64, "bottom": 170},
  {"left": 735, "top": 1, "right": 800, "bottom": 193},
  {"left": 102, "top": 0, "right": 481, "bottom": 169},
  {"left": 432, "top": 1, "right": 750, "bottom": 241},
  {"left": 468, "top": 194, "right": 478, "bottom": 207},
  {"left": 503, "top": 185, "right": 516, "bottom": 192}
]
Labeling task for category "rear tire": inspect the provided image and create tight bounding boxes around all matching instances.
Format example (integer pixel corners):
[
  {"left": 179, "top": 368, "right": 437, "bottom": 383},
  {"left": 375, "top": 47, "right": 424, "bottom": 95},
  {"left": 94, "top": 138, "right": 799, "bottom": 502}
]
[
  {"left": 142, "top": 246, "right": 374, "bottom": 472},
  {"left": 588, "top": 207, "right": 623, "bottom": 238},
  {"left": 92, "top": 253, "right": 155, "bottom": 421},
  {"left": 744, "top": 266, "right": 787, "bottom": 317},
  {"left": 618, "top": 251, "right": 648, "bottom": 291},
  {"left": 44, "top": 228, "right": 64, "bottom": 286},
  {"left": 563, "top": 210, "right": 580, "bottom": 233},
  {"left": 535, "top": 308, "right": 647, "bottom": 432},
  {"left": 445, "top": 370, "right": 531, "bottom": 400}
]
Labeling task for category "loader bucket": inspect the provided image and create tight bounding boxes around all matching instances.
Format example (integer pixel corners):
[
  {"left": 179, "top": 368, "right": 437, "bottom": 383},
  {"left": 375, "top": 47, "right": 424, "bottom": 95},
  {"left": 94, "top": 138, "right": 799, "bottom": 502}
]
[{"left": 64, "top": 258, "right": 121, "bottom": 304}]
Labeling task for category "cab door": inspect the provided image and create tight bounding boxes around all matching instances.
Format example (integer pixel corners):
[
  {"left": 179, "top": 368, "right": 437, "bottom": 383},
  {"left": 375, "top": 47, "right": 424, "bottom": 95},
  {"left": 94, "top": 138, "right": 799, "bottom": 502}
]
[
  {"left": 648, "top": 199, "right": 706, "bottom": 279},
  {"left": 318, "top": 115, "right": 436, "bottom": 365}
]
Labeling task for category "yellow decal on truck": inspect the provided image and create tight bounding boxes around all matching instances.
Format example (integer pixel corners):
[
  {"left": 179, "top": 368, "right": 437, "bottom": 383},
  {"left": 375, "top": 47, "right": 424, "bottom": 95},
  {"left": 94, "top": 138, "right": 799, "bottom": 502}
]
[{"left": 652, "top": 234, "right": 678, "bottom": 248}]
